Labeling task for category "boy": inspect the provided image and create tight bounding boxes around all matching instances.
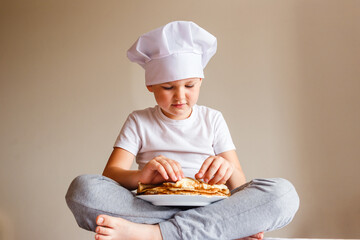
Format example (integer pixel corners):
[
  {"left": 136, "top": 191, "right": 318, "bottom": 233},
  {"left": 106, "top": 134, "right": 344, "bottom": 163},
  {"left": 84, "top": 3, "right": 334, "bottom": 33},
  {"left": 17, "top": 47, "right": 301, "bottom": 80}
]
[{"left": 66, "top": 21, "right": 299, "bottom": 240}]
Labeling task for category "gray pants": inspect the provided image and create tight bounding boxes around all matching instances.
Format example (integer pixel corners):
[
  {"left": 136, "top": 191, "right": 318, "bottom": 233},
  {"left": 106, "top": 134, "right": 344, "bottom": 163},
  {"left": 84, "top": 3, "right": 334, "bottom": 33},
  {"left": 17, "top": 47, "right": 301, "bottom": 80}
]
[{"left": 65, "top": 175, "right": 299, "bottom": 240}]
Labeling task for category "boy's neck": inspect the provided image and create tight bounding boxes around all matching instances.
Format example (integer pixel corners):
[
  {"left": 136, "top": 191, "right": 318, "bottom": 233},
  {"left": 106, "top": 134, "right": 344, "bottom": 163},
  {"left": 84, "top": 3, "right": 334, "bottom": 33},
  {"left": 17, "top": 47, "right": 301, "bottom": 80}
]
[{"left": 159, "top": 106, "right": 194, "bottom": 120}]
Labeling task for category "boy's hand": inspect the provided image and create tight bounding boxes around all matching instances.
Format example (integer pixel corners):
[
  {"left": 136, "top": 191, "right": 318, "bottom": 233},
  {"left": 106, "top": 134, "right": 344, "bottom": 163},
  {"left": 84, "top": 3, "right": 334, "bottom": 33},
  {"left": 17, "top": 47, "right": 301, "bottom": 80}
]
[
  {"left": 139, "top": 155, "right": 185, "bottom": 185},
  {"left": 195, "top": 155, "right": 234, "bottom": 185}
]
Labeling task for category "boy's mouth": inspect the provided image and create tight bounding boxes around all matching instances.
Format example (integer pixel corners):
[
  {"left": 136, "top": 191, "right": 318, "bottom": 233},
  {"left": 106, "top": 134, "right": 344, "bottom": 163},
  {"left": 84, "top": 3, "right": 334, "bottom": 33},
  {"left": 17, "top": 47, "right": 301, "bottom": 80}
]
[{"left": 172, "top": 103, "right": 186, "bottom": 108}]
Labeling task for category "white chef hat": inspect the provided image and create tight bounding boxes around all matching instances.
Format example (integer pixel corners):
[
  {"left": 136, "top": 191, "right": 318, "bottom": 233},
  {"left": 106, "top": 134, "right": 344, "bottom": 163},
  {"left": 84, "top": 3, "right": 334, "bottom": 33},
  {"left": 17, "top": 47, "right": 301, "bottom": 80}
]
[{"left": 127, "top": 21, "right": 217, "bottom": 86}]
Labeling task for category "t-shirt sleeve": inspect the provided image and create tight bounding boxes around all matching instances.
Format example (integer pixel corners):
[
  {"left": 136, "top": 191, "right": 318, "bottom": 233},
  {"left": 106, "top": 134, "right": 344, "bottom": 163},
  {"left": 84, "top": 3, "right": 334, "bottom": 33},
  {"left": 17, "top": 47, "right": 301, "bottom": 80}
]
[
  {"left": 213, "top": 112, "right": 236, "bottom": 155},
  {"left": 113, "top": 113, "right": 141, "bottom": 156}
]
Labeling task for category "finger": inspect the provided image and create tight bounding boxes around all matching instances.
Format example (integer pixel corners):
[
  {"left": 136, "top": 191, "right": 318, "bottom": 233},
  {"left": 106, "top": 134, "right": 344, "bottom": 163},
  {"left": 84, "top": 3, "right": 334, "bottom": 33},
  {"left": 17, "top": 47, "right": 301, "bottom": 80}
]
[
  {"left": 157, "top": 158, "right": 177, "bottom": 182},
  {"left": 208, "top": 164, "right": 228, "bottom": 185},
  {"left": 173, "top": 161, "right": 184, "bottom": 179},
  {"left": 218, "top": 167, "right": 233, "bottom": 185},
  {"left": 167, "top": 159, "right": 182, "bottom": 181},
  {"left": 196, "top": 156, "right": 215, "bottom": 180},
  {"left": 151, "top": 160, "right": 169, "bottom": 180},
  {"left": 203, "top": 157, "right": 223, "bottom": 183}
]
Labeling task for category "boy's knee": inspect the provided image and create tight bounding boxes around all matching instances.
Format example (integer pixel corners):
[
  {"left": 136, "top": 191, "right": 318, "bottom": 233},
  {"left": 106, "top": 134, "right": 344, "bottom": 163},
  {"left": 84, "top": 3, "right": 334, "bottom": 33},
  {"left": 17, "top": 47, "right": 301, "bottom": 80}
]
[
  {"left": 269, "top": 178, "right": 300, "bottom": 226},
  {"left": 253, "top": 178, "right": 299, "bottom": 218},
  {"left": 253, "top": 178, "right": 297, "bottom": 196},
  {"left": 65, "top": 174, "right": 99, "bottom": 203},
  {"left": 252, "top": 178, "right": 300, "bottom": 230},
  {"left": 65, "top": 174, "right": 103, "bottom": 231},
  {"left": 272, "top": 178, "right": 297, "bottom": 196}
]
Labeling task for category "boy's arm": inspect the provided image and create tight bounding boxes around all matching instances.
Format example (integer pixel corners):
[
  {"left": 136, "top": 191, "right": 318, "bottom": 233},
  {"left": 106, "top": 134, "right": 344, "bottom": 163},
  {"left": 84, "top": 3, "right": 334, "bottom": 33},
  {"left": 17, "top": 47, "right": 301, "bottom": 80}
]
[
  {"left": 103, "top": 147, "right": 184, "bottom": 190},
  {"left": 102, "top": 147, "right": 141, "bottom": 190},
  {"left": 217, "top": 150, "right": 247, "bottom": 190}
]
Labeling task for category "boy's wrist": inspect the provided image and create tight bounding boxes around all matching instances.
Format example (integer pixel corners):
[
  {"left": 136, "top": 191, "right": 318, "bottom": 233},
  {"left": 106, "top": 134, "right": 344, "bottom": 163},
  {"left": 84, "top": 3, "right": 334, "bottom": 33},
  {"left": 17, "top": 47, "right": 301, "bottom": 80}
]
[
  {"left": 127, "top": 169, "right": 142, "bottom": 190},
  {"left": 104, "top": 168, "right": 142, "bottom": 190},
  {"left": 134, "top": 169, "right": 142, "bottom": 184}
]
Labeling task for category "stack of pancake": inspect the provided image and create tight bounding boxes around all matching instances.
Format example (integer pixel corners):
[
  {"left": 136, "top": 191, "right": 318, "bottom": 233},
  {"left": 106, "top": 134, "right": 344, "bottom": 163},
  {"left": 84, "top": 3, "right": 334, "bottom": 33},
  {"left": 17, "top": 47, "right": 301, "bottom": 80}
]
[{"left": 137, "top": 177, "right": 230, "bottom": 197}]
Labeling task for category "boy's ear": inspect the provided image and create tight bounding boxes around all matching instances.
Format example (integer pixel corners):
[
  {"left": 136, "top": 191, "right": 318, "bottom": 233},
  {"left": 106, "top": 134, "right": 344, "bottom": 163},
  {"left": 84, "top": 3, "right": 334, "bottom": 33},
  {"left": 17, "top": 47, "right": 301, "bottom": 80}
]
[{"left": 146, "top": 85, "right": 154, "bottom": 92}]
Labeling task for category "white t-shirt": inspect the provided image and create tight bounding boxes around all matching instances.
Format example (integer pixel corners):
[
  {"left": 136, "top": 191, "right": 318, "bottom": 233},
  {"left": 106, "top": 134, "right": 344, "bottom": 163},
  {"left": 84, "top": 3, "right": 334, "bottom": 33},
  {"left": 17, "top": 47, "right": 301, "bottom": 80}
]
[{"left": 114, "top": 105, "right": 235, "bottom": 178}]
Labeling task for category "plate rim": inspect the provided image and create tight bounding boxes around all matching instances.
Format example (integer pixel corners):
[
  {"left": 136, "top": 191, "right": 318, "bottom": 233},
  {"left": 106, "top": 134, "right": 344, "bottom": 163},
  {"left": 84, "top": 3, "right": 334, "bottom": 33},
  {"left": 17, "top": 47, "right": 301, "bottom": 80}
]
[{"left": 136, "top": 194, "right": 227, "bottom": 206}]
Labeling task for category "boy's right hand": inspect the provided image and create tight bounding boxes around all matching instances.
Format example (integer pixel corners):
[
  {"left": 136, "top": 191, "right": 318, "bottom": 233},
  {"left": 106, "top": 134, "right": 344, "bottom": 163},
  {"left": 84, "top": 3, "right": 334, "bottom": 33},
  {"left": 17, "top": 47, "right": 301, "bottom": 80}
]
[{"left": 138, "top": 155, "right": 185, "bottom": 185}]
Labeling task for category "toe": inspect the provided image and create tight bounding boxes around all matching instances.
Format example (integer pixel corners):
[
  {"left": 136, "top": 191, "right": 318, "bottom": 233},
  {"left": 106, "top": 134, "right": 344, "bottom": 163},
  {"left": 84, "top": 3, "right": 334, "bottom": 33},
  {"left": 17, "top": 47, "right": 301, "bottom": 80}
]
[
  {"left": 95, "top": 233, "right": 111, "bottom": 240},
  {"left": 96, "top": 215, "right": 115, "bottom": 228},
  {"left": 95, "top": 226, "right": 113, "bottom": 236}
]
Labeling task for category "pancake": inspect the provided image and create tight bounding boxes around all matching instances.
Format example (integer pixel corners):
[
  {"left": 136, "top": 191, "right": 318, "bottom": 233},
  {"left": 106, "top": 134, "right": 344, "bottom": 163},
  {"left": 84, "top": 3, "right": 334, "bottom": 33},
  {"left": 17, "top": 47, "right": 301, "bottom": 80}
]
[{"left": 137, "top": 177, "right": 230, "bottom": 197}]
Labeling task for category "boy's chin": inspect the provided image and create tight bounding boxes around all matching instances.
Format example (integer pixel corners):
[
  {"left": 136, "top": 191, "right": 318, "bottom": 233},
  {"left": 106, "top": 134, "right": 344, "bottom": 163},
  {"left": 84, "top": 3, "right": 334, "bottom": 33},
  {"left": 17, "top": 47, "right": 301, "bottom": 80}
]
[{"left": 163, "top": 109, "right": 192, "bottom": 120}]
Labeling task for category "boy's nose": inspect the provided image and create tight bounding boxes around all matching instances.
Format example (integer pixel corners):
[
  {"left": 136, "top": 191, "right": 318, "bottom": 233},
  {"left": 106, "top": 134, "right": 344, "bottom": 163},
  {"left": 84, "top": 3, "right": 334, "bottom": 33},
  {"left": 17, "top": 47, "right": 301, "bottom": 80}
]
[{"left": 174, "top": 87, "right": 185, "bottom": 100}]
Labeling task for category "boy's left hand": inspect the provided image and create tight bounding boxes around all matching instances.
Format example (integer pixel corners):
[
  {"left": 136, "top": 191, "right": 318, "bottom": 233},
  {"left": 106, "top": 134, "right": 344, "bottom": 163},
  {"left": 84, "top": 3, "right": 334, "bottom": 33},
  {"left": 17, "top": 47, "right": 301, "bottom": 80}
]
[{"left": 195, "top": 155, "right": 234, "bottom": 185}]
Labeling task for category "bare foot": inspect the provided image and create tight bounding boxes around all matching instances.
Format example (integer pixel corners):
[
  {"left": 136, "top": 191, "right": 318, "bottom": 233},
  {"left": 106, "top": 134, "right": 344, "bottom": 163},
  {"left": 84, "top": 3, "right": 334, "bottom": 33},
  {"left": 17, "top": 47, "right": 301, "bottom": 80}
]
[
  {"left": 236, "top": 232, "right": 264, "bottom": 240},
  {"left": 95, "top": 215, "right": 162, "bottom": 240}
]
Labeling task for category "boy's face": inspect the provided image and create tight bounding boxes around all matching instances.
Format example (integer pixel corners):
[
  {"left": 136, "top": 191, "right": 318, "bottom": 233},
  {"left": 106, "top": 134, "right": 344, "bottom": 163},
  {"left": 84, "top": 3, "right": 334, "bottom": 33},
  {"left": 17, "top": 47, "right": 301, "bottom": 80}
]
[{"left": 147, "top": 78, "right": 202, "bottom": 120}]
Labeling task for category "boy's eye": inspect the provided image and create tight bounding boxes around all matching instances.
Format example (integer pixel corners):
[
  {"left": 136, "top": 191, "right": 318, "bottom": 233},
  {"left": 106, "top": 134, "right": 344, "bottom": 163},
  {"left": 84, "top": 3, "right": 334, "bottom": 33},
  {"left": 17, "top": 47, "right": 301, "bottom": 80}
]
[
  {"left": 162, "top": 86, "right": 173, "bottom": 90},
  {"left": 185, "top": 85, "right": 194, "bottom": 88}
]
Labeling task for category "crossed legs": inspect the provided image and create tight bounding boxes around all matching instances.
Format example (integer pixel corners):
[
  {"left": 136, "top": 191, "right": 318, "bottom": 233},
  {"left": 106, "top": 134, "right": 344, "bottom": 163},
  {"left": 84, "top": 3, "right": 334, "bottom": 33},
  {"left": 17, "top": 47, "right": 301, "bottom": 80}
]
[{"left": 65, "top": 175, "right": 299, "bottom": 240}]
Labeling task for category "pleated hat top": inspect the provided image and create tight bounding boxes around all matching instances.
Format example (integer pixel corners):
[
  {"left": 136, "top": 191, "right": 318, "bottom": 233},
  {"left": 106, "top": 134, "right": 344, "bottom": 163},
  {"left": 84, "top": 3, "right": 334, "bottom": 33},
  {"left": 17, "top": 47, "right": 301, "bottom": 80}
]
[{"left": 127, "top": 21, "right": 217, "bottom": 86}]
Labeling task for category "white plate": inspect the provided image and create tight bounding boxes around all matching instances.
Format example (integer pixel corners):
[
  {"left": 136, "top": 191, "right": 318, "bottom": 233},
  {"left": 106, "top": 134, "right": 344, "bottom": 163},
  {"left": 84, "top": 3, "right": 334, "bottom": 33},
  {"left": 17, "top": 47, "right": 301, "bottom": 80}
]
[{"left": 136, "top": 194, "right": 227, "bottom": 206}]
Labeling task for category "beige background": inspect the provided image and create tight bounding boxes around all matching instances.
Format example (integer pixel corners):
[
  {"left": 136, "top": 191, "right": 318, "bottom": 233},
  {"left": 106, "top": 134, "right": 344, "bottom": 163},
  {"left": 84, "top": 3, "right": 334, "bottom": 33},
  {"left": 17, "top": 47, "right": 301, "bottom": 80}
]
[{"left": 1, "top": 0, "right": 360, "bottom": 239}]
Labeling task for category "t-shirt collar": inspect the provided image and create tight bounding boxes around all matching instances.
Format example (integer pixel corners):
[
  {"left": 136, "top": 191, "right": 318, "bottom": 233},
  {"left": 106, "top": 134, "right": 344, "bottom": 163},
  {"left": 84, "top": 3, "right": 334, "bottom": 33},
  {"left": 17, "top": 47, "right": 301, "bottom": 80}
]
[{"left": 156, "top": 105, "right": 198, "bottom": 125}]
